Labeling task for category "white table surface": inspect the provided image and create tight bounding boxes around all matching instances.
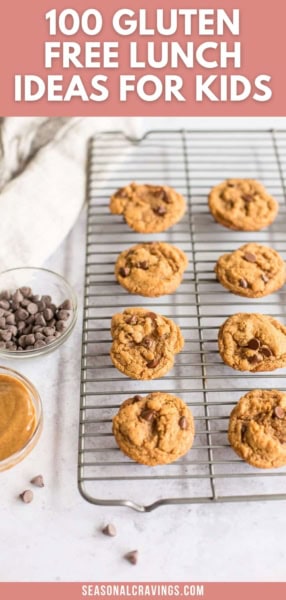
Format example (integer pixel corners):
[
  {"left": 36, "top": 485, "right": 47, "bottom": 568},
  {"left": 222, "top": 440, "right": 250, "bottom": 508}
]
[{"left": 1, "top": 117, "right": 286, "bottom": 583}]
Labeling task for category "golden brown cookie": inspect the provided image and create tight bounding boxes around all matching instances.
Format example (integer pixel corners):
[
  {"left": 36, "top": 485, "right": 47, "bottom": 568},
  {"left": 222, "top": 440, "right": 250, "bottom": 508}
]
[
  {"left": 112, "top": 392, "right": 195, "bottom": 466},
  {"left": 110, "top": 308, "right": 184, "bottom": 380},
  {"left": 110, "top": 182, "right": 186, "bottom": 233},
  {"left": 218, "top": 313, "right": 286, "bottom": 372},
  {"left": 208, "top": 179, "right": 278, "bottom": 231},
  {"left": 215, "top": 243, "right": 286, "bottom": 298},
  {"left": 228, "top": 390, "right": 286, "bottom": 469},
  {"left": 115, "top": 242, "right": 188, "bottom": 297}
]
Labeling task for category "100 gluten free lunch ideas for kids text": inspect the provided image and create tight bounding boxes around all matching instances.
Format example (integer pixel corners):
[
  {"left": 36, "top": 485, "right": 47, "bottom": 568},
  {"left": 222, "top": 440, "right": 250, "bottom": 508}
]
[{"left": 14, "top": 8, "right": 272, "bottom": 104}]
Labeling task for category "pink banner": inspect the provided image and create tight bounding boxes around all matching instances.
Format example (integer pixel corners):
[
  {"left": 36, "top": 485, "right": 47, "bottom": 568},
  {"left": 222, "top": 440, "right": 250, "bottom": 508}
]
[{"left": 0, "top": 0, "right": 285, "bottom": 115}]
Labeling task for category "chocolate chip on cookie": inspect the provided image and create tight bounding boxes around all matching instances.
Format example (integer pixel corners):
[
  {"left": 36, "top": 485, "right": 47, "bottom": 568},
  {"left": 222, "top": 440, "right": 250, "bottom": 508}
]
[
  {"left": 208, "top": 179, "right": 278, "bottom": 231},
  {"left": 218, "top": 313, "right": 286, "bottom": 372},
  {"left": 112, "top": 392, "right": 195, "bottom": 466},
  {"left": 110, "top": 308, "right": 184, "bottom": 380},
  {"left": 110, "top": 182, "right": 186, "bottom": 233},
  {"left": 215, "top": 243, "right": 286, "bottom": 298},
  {"left": 228, "top": 389, "right": 286, "bottom": 468},
  {"left": 115, "top": 242, "right": 188, "bottom": 297}
]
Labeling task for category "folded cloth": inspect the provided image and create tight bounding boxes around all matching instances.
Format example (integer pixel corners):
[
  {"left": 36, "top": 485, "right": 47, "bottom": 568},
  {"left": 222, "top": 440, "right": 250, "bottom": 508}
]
[{"left": 0, "top": 117, "right": 140, "bottom": 270}]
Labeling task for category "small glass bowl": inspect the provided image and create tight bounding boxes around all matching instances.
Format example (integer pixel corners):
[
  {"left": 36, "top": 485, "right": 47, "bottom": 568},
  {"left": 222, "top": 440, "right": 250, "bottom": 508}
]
[
  {"left": 0, "top": 366, "right": 43, "bottom": 471},
  {"left": 0, "top": 267, "right": 77, "bottom": 359}
]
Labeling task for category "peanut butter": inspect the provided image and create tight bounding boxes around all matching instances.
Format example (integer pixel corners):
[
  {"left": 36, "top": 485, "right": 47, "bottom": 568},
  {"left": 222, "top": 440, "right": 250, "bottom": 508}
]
[{"left": 0, "top": 374, "right": 37, "bottom": 461}]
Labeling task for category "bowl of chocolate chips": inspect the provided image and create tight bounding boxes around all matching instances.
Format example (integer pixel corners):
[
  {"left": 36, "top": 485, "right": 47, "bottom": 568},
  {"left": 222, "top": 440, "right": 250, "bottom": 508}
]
[{"left": 0, "top": 267, "right": 77, "bottom": 358}]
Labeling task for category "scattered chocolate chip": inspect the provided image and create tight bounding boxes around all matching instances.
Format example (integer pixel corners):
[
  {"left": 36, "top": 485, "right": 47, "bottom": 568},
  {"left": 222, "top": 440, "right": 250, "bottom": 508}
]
[
  {"left": 261, "top": 273, "right": 269, "bottom": 283},
  {"left": 146, "top": 358, "right": 160, "bottom": 368},
  {"left": 153, "top": 205, "right": 167, "bottom": 216},
  {"left": 227, "top": 182, "right": 236, "bottom": 187},
  {"left": 261, "top": 346, "right": 273, "bottom": 357},
  {"left": 19, "top": 489, "right": 33, "bottom": 503},
  {"left": 126, "top": 315, "right": 138, "bottom": 325},
  {"left": 243, "top": 252, "right": 256, "bottom": 263},
  {"left": 30, "top": 475, "right": 44, "bottom": 487},
  {"left": 239, "top": 278, "right": 248, "bottom": 289},
  {"left": 102, "top": 524, "right": 117, "bottom": 537},
  {"left": 274, "top": 406, "right": 285, "bottom": 419},
  {"left": 124, "top": 550, "right": 138, "bottom": 565},
  {"left": 119, "top": 267, "right": 130, "bottom": 278},
  {"left": 179, "top": 416, "right": 188, "bottom": 430},
  {"left": 137, "top": 261, "right": 149, "bottom": 270},
  {"left": 247, "top": 338, "right": 260, "bottom": 350},
  {"left": 242, "top": 194, "right": 253, "bottom": 203},
  {"left": 141, "top": 409, "right": 156, "bottom": 421}
]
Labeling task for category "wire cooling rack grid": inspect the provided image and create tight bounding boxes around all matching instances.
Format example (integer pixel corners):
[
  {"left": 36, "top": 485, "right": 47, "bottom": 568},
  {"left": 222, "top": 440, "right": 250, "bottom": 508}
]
[{"left": 78, "top": 129, "right": 286, "bottom": 512}]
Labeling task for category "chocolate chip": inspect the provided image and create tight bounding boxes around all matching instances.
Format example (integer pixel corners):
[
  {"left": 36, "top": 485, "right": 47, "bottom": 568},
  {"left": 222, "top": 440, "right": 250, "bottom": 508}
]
[
  {"left": 119, "top": 267, "right": 130, "bottom": 278},
  {"left": 0, "top": 318, "right": 5, "bottom": 328},
  {"left": 132, "top": 395, "right": 142, "bottom": 403},
  {"left": 261, "top": 346, "right": 273, "bottom": 357},
  {"left": 153, "top": 205, "right": 166, "bottom": 216},
  {"left": 247, "top": 338, "right": 260, "bottom": 350},
  {"left": 19, "top": 489, "right": 33, "bottom": 503},
  {"left": 30, "top": 475, "right": 44, "bottom": 487},
  {"left": 227, "top": 182, "right": 236, "bottom": 187},
  {"left": 34, "top": 340, "right": 47, "bottom": 349},
  {"left": 0, "top": 300, "right": 10, "bottom": 310},
  {"left": 20, "top": 286, "right": 32, "bottom": 298},
  {"left": 35, "top": 314, "right": 46, "bottom": 327},
  {"left": 137, "top": 261, "right": 148, "bottom": 270},
  {"left": 146, "top": 358, "right": 160, "bottom": 368},
  {"left": 60, "top": 299, "right": 73, "bottom": 311},
  {"left": 102, "top": 524, "right": 117, "bottom": 537},
  {"left": 12, "top": 290, "right": 24, "bottom": 303},
  {"left": 0, "top": 291, "right": 10, "bottom": 301},
  {"left": 15, "top": 308, "right": 29, "bottom": 321},
  {"left": 41, "top": 295, "right": 52, "bottom": 305},
  {"left": 114, "top": 187, "right": 127, "bottom": 198},
  {"left": 27, "top": 302, "right": 38, "bottom": 315},
  {"left": 141, "top": 409, "right": 156, "bottom": 421},
  {"left": 0, "top": 330, "right": 12, "bottom": 342},
  {"left": 124, "top": 550, "right": 138, "bottom": 565},
  {"left": 242, "top": 194, "right": 253, "bottom": 203},
  {"left": 126, "top": 315, "right": 138, "bottom": 325},
  {"left": 55, "top": 321, "right": 66, "bottom": 333},
  {"left": 142, "top": 337, "right": 153, "bottom": 349},
  {"left": 239, "top": 278, "right": 248, "bottom": 289},
  {"left": 241, "top": 424, "right": 248, "bottom": 440},
  {"left": 243, "top": 252, "right": 256, "bottom": 263},
  {"left": 146, "top": 312, "right": 157, "bottom": 320},
  {"left": 274, "top": 406, "right": 285, "bottom": 419},
  {"left": 6, "top": 313, "right": 15, "bottom": 325},
  {"left": 179, "top": 416, "right": 188, "bottom": 430},
  {"left": 248, "top": 354, "right": 263, "bottom": 364},
  {"left": 57, "top": 310, "right": 69, "bottom": 321},
  {"left": 25, "top": 334, "right": 35, "bottom": 346},
  {"left": 261, "top": 273, "right": 269, "bottom": 283},
  {"left": 43, "top": 327, "right": 55, "bottom": 337}
]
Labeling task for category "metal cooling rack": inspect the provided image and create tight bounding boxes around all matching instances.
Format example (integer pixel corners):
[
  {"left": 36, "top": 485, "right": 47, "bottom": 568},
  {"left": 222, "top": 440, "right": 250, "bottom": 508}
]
[{"left": 78, "top": 129, "right": 286, "bottom": 512}]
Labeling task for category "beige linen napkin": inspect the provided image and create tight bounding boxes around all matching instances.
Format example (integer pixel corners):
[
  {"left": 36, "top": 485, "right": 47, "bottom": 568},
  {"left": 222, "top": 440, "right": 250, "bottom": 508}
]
[{"left": 0, "top": 117, "right": 139, "bottom": 270}]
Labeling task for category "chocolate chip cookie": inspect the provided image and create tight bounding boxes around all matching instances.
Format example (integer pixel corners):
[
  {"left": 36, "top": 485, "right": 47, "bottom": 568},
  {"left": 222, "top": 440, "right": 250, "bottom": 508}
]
[
  {"left": 228, "top": 389, "right": 286, "bottom": 468},
  {"left": 112, "top": 392, "right": 195, "bottom": 466},
  {"left": 218, "top": 313, "right": 286, "bottom": 372},
  {"left": 115, "top": 242, "right": 188, "bottom": 297},
  {"left": 208, "top": 179, "right": 278, "bottom": 231},
  {"left": 215, "top": 243, "right": 286, "bottom": 298},
  {"left": 110, "top": 182, "right": 186, "bottom": 233},
  {"left": 110, "top": 308, "right": 184, "bottom": 380}
]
